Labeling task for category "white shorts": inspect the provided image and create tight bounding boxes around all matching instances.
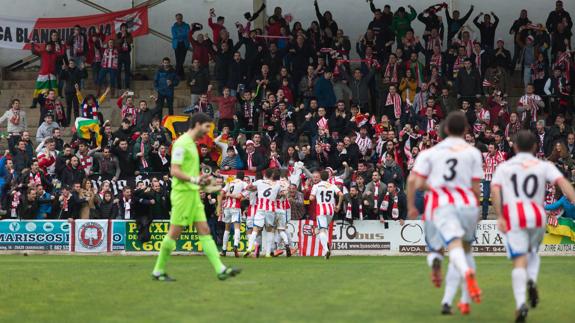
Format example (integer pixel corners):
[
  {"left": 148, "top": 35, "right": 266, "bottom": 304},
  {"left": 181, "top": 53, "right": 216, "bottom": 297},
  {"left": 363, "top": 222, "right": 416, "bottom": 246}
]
[
  {"left": 275, "top": 209, "right": 291, "bottom": 229},
  {"left": 504, "top": 228, "right": 545, "bottom": 259},
  {"left": 223, "top": 208, "right": 242, "bottom": 224},
  {"left": 317, "top": 214, "right": 333, "bottom": 229},
  {"left": 433, "top": 205, "right": 480, "bottom": 245},
  {"left": 424, "top": 220, "right": 444, "bottom": 252},
  {"left": 245, "top": 216, "right": 254, "bottom": 229},
  {"left": 254, "top": 210, "right": 276, "bottom": 228}
]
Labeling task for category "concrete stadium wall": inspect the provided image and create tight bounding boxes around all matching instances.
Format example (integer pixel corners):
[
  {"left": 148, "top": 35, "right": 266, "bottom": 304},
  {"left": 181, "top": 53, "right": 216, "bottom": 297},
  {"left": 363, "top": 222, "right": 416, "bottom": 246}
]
[{"left": 0, "top": 0, "right": 573, "bottom": 67}]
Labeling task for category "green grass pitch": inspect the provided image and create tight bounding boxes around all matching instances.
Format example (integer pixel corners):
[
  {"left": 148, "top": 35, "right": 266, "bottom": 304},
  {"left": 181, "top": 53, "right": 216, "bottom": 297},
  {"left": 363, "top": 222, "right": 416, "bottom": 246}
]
[{"left": 1, "top": 255, "right": 574, "bottom": 323}]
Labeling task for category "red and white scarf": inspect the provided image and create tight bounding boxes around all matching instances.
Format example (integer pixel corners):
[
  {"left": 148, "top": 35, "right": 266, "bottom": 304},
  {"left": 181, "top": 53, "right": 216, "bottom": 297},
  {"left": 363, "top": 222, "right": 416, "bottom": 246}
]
[
  {"left": 11, "top": 191, "right": 21, "bottom": 218},
  {"left": 30, "top": 172, "right": 42, "bottom": 186},
  {"left": 380, "top": 192, "right": 399, "bottom": 219},
  {"left": 159, "top": 151, "right": 168, "bottom": 165},
  {"left": 123, "top": 198, "right": 131, "bottom": 219},
  {"left": 73, "top": 34, "right": 85, "bottom": 56},
  {"left": 373, "top": 182, "right": 382, "bottom": 209},
  {"left": 247, "top": 152, "right": 254, "bottom": 169},
  {"left": 430, "top": 53, "right": 443, "bottom": 73},
  {"left": 453, "top": 55, "right": 465, "bottom": 78},
  {"left": 385, "top": 93, "right": 402, "bottom": 119},
  {"left": 61, "top": 192, "right": 70, "bottom": 212},
  {"left": 82, "top": 103, "right": 99, "bottom": 120},
  {"left": 384, "top": 62, "right": 399, "bottom": 83},
  {"left": 10, "top": 109, "right": 20, "bottom": 126},
  {"left": 317, "top": 116, "right": 329, "bottom": 130},
  {"left": 426, "top": 36, "right": 442, "bottom": 52},
  {"left": 345, "top": 199, "right": 363, "bottom": 220},
  {"left": 140, "top": 140, "right": 149, "bottom": 168}
]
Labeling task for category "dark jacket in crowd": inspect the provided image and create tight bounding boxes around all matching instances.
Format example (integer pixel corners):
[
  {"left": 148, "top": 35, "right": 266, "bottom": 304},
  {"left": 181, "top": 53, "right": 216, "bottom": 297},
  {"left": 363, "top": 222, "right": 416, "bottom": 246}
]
[{"left": 59, "top": 67, "right": 88, "bottom": 94}]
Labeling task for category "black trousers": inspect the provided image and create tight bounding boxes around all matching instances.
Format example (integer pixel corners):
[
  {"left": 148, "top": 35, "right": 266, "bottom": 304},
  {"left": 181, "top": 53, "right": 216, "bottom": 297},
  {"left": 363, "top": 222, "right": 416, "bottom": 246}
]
[
  {"left": 65, "top": 91, "right": 80, "bottom": 126},
  {"left": 174, "top": 42, "right": 188, "bottom": 78}
]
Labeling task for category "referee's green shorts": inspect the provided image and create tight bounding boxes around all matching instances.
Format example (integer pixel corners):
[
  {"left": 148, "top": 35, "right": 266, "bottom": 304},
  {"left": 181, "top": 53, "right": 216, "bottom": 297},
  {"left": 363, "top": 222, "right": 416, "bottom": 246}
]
[{"left": 170, "top": 189, "right": 206, "bottom": 226}]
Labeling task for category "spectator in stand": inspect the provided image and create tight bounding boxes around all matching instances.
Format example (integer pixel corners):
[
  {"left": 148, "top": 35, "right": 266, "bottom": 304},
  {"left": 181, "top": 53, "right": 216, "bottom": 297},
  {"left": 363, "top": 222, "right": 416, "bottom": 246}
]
[
  {"left": 61, "top": 156, "right": 85, "bottom": 187},
  {"left": 67, "top": 25, "right": 88, "bottom": 67},
  {"left": 35, "top": 184, "right": 54, "bottom": 219},
  {"left": 445, "top": 4, "right": 474, "bottom": 45},
  {"left": 150, "top": 144, "right": 171, "bottom": 174},
  {"left": 455, "top": 58, "right": 481, "bottom": 100},
  {"left": 473, "top": 11, "right": 499, "bottom": 51},
  {"left": 17, "top": 187, "right": 38, "bottom": 220},
  {"left": 133, "top": 132, "right": 153, "bottom": 174},
  {"left": 117, "top": 187, "right": 135, "bottom": 220},
  {"left": 38, "top": 89, "right": 66, "bottom": 127},
  {"left": 60, "top": 60, "right": 87, "bottom": 126},
  {"left": 210, "top": 87, "right": 237, "bottom": 130},
  {"left": 392, "top": 5, "right": 417, "bottom": 47},
  {"left": 208, "top": 9, "right": 226, "bottom": 44},
  {"left": 0, "top": 99, "right": 27, "bottom": 150},
  {"left": 114, "top": 139, "right": 136, "bottom": 179},
  {"left": 12, "top": 140, "right": 32, "bottom": 174},
  {"left": 380, "top": 182, "right": 407, "bottom": 224},
  {"left": 116, "top": 92, "right": 138, "bottom": 126},
  {"left": 237, "top": 139, "right": 267, "bottom": 172},
  {"left": 98, "top": 39, "right": 118, "bottom": 97},
  {"left": 314, "top": 70, "right": 337, "bottom": 115},
  {"left": 149, "top": 179, "right": 170, "bottom": 220},
  {"left": 36, "top": 114, "right": 60, "bottom": 144},
  {"left": 154, "top": 57, "right": 179, "bottom": 117},
  {"left": 90, "top": 146, "right": 120, "bottom": 181},
  {"left": 116, "top": 23, "right": 133, "bottom": 91},
  {"left": 187, "top": 59, "right": 210, "bottom": 106},
  {"left": 97, "top": 191, "right": 118, "bottom": 219},
  {"left": 546, "top": 1, "right": 573, "bottom": 34},
  {"left": 363, "top": 171, "right": 387, "bottom": 219},
  {"left": 189, "top": 30, "right": 213, "bottom": 69},
  {"left": 87, "top": 29, "right": 104, "bottom": 85},
  {"left": 37, "top": 138, "right": 58, "bottom": 177},
  {"left": 171, "top": 13, "right": 191, "bottom": 79}
]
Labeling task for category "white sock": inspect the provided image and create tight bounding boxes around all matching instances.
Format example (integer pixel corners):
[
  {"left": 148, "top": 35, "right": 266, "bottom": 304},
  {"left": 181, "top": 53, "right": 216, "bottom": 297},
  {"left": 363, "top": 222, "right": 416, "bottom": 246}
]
[
  {"left": 233, "top": 229, "right": 241, "bottom": 248},
  {"left": 427, "top": 252, "right": 444, "bottom": 268},
  {"left": 318, "top": 231, "right": 329, "bottom": 254},
  {"left": 465, "top": 253, "right": 476, "bottom": 270},
  {"left": 265, "top": 232, "right": 274, "bottom": 255},
  {"left": 256, "top": 234, "right": 262, "bottom": 248},
  {"left": 221, "top": 230, "right": 230, "bottom": 251},
  {"left": 441, "top": 261, "right": 460, "bottom": 305},
  {"left": 527, "top": 252, "right": 540, "bottom": 283},
  {"left": 247, "top": 231, "right": 257, "bottom": 251},
  {"left": 279, "top": 231, "right": 289, "bottom": 247},
  {"left": 273, "top": 231, "right": 281, "bottom": 250},
  {"left": 449, "top": 247, "right": 470, "bottom": 276},
  {"left": 512, "top": 267, "right": 528, "bottom": 309}
]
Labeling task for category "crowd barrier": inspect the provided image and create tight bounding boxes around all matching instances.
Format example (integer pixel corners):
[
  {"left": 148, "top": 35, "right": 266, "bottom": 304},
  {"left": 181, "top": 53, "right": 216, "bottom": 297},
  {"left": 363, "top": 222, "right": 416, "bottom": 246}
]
[{"left": 0, "top": 219, "right": 573, "bottom": 255}]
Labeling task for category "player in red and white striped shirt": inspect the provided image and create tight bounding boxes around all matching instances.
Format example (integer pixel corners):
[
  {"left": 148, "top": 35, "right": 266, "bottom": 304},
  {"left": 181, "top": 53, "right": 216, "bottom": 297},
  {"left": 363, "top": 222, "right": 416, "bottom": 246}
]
[
  {"left": 273, "top": 169, "right": 294, "bottom": 257},
  {"left": 217, "top": 171, "right": 247, "bottom": 257},
  {"left": 310, "top": 171, "right": 343, "bottom": 259},
  {"left": 407, "top": 112, "right": 483, "bottom": 310},
  {"left": 491, "top": 130, "right": 575, "bottom": 322},
  {"left": 244, "top": 169, "right": 283, "bottom": 258}
]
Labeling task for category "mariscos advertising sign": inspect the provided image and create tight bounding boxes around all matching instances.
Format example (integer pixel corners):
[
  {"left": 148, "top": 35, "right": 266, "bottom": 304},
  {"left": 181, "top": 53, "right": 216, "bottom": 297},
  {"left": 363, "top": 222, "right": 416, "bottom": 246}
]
[{"left": 0, "top": 220, "right": 70, "bottom": 250}]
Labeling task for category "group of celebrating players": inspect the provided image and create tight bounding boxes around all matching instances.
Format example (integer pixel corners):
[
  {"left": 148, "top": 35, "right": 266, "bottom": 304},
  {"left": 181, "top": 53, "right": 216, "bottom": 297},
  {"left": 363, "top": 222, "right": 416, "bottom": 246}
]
[
  {"left": 218, "top": 165, "right": 342, "bottom": 259},
  {"left": 151, "top": 111, "right": 575, "bottom": 323}
]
